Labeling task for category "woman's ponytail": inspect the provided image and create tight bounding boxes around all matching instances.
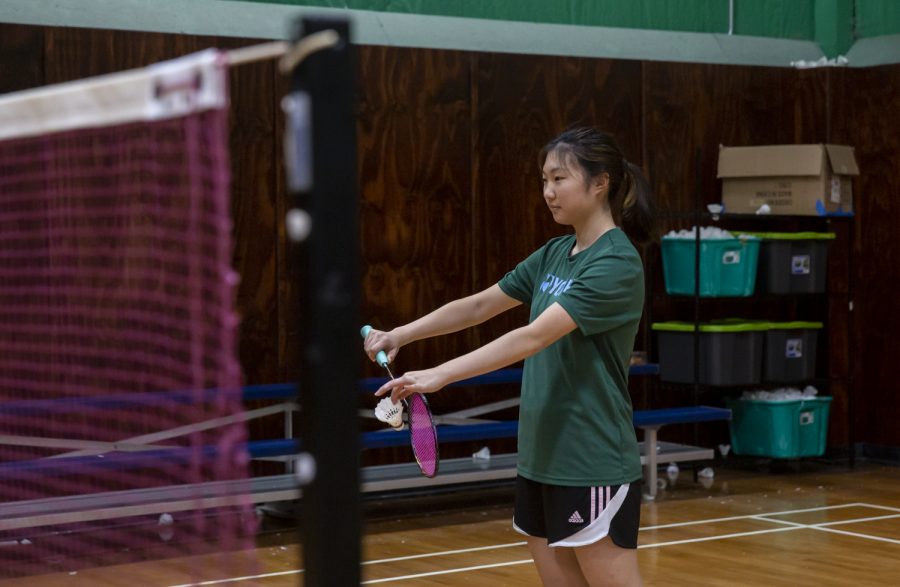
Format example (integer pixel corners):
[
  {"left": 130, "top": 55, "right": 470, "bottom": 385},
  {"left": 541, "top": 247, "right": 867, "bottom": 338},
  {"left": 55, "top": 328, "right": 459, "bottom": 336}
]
[{"left": 618, "top": 160, "right": 657, "bottom": 245}]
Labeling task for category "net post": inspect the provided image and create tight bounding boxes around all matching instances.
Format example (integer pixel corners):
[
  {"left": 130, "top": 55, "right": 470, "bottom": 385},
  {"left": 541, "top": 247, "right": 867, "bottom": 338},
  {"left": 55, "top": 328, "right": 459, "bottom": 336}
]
[{"left": 285, "top": 15, "right": 361, "bottom": 586}]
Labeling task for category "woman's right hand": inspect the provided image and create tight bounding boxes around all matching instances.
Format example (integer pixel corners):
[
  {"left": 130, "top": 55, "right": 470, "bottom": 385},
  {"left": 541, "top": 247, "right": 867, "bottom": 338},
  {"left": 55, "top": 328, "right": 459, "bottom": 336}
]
[{"left": 363, "top": 327, "right": 402, "bottom": 365}]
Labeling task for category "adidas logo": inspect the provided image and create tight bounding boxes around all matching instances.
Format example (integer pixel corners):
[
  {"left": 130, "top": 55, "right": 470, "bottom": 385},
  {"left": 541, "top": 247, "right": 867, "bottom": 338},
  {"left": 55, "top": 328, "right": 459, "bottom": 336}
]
[{"left": 568, "top": 511, "right": 584, "bottom": 524}]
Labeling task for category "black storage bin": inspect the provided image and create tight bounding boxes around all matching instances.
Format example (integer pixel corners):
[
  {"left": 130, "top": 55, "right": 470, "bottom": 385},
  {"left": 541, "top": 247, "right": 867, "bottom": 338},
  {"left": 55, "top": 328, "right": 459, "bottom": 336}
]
[
  {"left": 652, "top": 321, "right": 767, "bottom": 386},
  {"left": 764, "top": 321, "right": 822, "bottom": 382},
  {"left": 745, "top": 232, "right": 835, "bottom": 294}
]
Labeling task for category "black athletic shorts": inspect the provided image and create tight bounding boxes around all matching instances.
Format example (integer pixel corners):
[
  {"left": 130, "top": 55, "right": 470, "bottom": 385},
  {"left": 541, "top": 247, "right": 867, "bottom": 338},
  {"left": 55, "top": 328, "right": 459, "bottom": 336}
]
[{"left": 513, "top": 475, "right": 641, "bottom": 548}]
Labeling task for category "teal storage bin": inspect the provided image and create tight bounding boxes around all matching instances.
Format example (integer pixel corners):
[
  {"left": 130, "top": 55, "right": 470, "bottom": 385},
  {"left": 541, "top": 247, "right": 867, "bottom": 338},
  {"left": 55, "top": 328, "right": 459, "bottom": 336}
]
[
  {"left": 661, "top": 235, "right": 760, "bottom": 297},
  {"left": 727, "top": 396, "right": 832, "bottom": 458}
]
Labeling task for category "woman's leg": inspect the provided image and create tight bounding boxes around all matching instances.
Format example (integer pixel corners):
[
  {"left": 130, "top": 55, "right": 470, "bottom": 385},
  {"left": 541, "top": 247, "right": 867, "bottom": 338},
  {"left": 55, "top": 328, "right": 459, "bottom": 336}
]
[
  {"left": 573, "top": 537, "right": 643, "bottom": 587},
  {"left": 526, "top": 536, "right": 590, "bottom": 587}
]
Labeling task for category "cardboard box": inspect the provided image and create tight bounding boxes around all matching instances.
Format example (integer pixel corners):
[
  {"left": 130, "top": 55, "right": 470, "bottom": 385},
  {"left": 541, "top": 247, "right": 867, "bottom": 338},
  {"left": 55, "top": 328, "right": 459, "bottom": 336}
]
[{"left": 717, "top": 144, "right": 859, "bottom": 216}]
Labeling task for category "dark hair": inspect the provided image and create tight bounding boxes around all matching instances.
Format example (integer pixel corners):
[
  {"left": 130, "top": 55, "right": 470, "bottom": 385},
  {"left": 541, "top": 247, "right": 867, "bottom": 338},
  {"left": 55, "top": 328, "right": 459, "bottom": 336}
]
[{"left": 539, "top": 126, "right": 657, "bottom": 244}]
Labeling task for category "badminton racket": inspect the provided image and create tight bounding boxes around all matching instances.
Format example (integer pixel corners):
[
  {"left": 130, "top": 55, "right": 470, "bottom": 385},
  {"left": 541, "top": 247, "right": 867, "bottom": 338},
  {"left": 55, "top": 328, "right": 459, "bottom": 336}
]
[{"left": 361, "top": 325, "right": 439, "bottom": 478}]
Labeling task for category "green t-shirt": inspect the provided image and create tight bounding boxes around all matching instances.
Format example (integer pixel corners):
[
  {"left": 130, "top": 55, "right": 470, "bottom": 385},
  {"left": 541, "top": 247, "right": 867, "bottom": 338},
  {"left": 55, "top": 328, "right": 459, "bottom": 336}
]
[{"left": 498, "top": 228, "right": 643, "bottom": 486}]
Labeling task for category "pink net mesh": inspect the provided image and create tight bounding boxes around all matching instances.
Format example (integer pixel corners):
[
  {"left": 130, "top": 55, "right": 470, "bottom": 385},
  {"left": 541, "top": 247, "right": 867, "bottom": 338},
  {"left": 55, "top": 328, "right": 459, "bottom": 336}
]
[
  {"left": 407, "top": 393, "right": 439, "bottom": 477},
  {"left": 0, "top": 85, "right": 255, "bottom": 578}
]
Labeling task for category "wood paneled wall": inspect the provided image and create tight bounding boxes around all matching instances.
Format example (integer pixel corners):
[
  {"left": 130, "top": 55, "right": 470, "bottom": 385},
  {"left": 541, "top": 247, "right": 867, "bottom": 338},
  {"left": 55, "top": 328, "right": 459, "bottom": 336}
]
[
  {"left": 831, "top": 65, "right": 900, "bottom": 450},
  {"left": 1, "top": 23, "right": 898, "bottom": 459}
]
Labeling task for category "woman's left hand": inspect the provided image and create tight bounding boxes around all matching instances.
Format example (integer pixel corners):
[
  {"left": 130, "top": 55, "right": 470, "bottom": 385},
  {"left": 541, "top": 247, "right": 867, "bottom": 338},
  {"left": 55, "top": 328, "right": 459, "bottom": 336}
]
[{"left": 375, "top": 368, "right": 447, "bottom": 403}]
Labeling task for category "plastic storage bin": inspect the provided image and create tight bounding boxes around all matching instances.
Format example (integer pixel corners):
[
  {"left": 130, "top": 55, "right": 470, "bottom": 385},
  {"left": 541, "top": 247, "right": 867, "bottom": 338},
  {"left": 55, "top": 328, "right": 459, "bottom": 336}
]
[
  {"left": 764, "top": 321, "right": 822, "bottom": 382},
  {"left": 727, "top": 396, "right": 832, "bottom": 458},
  {"left": 743, "top": 232, "right": 835, "bottom": 294},
  {"left": 652, "top": 321, "right": 767, "bottom": 386},
  {"left": 661, "top": 235, "right": 760, "bottom": 297}
]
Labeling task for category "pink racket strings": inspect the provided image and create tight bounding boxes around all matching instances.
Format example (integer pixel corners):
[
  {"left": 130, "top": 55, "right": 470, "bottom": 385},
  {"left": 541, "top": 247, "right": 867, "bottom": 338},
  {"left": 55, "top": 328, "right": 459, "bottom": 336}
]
[{"left": 406, "top": 393, "right": 439, "bottom": 478}]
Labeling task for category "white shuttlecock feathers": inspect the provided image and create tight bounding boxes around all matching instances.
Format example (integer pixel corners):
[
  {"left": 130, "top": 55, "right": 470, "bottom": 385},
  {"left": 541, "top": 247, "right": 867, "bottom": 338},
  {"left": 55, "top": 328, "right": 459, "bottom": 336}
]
[{"left": 375, "top": 397, "right": 404, "bottom": 430}]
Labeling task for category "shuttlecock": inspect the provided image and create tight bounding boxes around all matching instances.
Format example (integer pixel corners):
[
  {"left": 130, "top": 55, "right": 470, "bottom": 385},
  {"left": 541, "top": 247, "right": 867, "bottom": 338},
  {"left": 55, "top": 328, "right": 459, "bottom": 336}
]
[
  {"left": 158, "top": 513, "right": 175, "bottom": 542},
  {"left": 472, "top": 446, "right": 491, "bottom": 461},
  {"left": 706, "top": 203, "right": 723, "bottom": 221},
  {"left": 375, "top": 397, "right": 404, "bottom": 430},
  {"left": 666, "top": 462, "right": 680, "bottom": 481}
]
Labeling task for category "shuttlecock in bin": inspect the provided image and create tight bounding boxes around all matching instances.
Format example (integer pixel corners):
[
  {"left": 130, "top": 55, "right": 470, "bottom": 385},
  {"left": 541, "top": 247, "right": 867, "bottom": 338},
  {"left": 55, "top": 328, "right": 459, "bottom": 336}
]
[{"left": 375, "top": 397, "right": 404, "bottom": 430}]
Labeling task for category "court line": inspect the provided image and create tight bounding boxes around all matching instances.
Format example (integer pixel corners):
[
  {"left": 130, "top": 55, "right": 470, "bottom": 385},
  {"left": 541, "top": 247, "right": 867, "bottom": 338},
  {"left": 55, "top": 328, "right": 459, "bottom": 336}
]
[
  {"left": 166, "top": 501, "right": 900, "bottom": 586},
  {"left": 760, "top": 511, "right": 900, "bottom": 529},
  {"left": 168, "top": 569, "right": 303, "bottom": 587},
  {"left": 638, "top": 525, "right": 804, "bottom": 549},
  {"left": 818, "top": 512, "right": 900, "bottom": 527},
  {"left": 166, "top": 542, "right": 531, "bottom": 586},
  {"left": 761, "top": 512, "right": 900, "bottom": 545},
  {"left": 640, "top": 502, "right": 864, "bottom": 531},
  {"left": 363, "top": 540, "right": 527, "bottom": 565},
  {"left": 812, "top": 525, "right": 900, "bottom": 545},
  {"left": 857, "top": 502, "right": 900, "bottom": 513},
  {"left": 360, "top": 559, "right": 534, "bottom": 585}
]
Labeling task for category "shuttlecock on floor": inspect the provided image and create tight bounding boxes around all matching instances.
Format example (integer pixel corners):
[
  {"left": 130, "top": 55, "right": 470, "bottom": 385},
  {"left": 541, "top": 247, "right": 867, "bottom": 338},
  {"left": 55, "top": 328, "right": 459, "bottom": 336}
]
[
  {"left": 375, "top": 397, "right": 404, "bottom": 430},
  {"left": 666, "top": 462, "right": 680, "bottom": 481},
  {"left": 158, "top": 513, "right": 175, "bottom": 542}
]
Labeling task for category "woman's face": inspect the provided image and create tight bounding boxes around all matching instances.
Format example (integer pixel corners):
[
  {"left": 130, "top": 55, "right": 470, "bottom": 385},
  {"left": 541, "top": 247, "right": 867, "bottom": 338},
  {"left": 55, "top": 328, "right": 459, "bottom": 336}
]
[{"left": 541, "top": 150, "right": 604, "bottom": 227}]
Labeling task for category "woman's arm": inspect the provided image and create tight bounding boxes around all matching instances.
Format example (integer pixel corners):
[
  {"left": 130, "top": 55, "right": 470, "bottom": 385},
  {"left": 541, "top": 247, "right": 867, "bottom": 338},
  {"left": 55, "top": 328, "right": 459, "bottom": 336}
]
[
  {"left": 364, "top": 283, "right": 520, "bottom": 365},
  {"left": 375, "top": 302, "right": 577, "bottom": 402}
]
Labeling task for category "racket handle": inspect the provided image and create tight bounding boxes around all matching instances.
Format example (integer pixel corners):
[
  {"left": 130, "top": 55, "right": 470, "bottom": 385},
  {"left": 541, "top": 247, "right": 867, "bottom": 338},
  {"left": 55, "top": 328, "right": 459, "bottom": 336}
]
[{"left": 360, "top": 325, "right": 390, "bottom": 368}]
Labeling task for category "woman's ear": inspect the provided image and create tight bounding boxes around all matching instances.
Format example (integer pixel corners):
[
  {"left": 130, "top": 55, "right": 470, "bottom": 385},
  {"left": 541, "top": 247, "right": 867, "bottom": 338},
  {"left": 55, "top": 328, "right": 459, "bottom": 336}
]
[{"left": 594, "top": 172, "right": 610, "bottom": 195}]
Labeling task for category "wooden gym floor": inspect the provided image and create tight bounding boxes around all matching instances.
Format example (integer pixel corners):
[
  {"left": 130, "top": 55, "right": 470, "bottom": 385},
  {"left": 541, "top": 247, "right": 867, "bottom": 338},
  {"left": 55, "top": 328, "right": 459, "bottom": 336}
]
[{"left": 2, "top": 460, "right": 899, "bottom": 586}]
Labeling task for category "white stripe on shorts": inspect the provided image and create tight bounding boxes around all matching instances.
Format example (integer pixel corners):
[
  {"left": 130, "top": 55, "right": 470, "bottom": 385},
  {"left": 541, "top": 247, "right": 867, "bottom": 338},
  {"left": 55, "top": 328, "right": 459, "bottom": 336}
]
[{"left": 590, "top": 486, "right": 596, "bottom": 522}]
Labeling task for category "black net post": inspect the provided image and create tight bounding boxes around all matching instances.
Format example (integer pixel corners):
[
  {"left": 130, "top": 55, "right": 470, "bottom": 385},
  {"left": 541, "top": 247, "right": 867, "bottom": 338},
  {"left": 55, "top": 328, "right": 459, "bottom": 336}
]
[{"left": 284, "top": 15, "right": 361, "bottom": 586}]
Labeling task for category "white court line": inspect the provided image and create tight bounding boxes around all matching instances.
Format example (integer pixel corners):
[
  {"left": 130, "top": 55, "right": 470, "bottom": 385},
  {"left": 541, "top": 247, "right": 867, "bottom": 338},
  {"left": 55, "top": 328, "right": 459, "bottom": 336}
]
[
  {"left": 166, "top": 501, "right": 900, "bottom": 586},
  {"left": 360, "top": 559, "right": 534, "bottom": 585},
  {"left": 363, "top": 540, "right": 527, "bottom": 565},
  {"left": 165, "top": 542, "right": 530, "bottom": 586},
  {"left": 857, "top": 502, "right": 900, "bottom": 513},
  {"left": 168, "top": 569, "right": 303, "bottom": 587},
  {"left": 812, "top": 526, "right": 900, "bottom": 545},
  {"left": 638, "top": 526, "right": 804, "bottom": 549},
  {"left": 761, "top": 511, "right": 900, "bottom": 545},
  {"left": 760, "top": 511, "right": 900, "bottom": 529},
  {"left": 818, "top": 512, "right": 900, "bottom": 527},
  {"left": 641, "top": 502, "right": 865, "bottom": 531}
]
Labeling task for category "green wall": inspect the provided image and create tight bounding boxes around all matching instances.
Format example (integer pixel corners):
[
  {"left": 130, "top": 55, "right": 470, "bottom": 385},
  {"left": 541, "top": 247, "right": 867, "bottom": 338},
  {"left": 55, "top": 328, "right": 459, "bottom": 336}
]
[
  {"left": 231, "top": 0, "right": 900, "bottom": 56},
  {"left": 3, "top": 0, "right": 898, "bottom": 64},
  {"left": 232, "top": 0, "right": 814, "bottom": 39},
  {"left": 856, "top": 0, "right": 900, "bottom": 37}
]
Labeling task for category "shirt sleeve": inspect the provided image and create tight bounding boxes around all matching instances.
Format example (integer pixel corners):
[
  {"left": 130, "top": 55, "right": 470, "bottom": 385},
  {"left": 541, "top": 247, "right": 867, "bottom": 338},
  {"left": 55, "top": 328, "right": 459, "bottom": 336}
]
[
  {"left": 554, "top": 253, "right": 643, "bottom": 336},
  {"left": 497, "top": 246, "right": 545, "bottom": 305}
]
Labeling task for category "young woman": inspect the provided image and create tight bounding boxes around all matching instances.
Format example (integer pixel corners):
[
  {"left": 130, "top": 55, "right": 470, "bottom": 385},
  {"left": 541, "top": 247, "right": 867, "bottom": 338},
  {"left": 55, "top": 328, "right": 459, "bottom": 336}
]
[{"left": 363, "top": 126, "right": 656, "bottom": 587}]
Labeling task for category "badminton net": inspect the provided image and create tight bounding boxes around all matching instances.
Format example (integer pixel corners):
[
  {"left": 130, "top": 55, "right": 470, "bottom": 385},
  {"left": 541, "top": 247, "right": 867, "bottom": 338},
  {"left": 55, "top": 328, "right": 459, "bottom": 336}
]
[{"left": 0, "top": 50, "right": 255, "bottom": 578}]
